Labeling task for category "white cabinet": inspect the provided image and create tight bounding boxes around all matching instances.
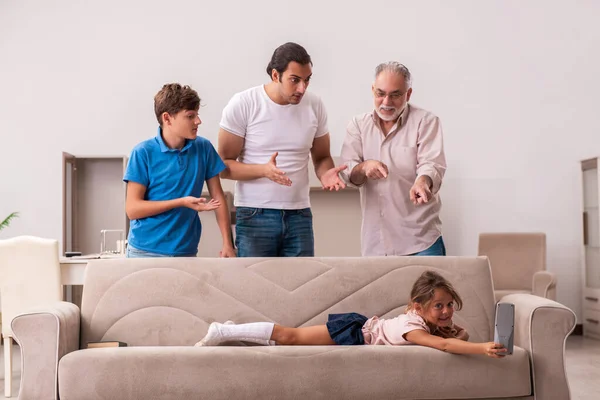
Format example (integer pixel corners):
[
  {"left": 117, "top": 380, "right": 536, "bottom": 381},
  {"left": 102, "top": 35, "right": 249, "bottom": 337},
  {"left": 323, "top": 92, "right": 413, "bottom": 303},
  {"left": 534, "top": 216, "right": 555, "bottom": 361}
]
[
  {"left": 581, "top": 157, "right": 600, "bottom": 339},
  {"left": 63, "top": 153, "right": 129, "bottom": 255}
]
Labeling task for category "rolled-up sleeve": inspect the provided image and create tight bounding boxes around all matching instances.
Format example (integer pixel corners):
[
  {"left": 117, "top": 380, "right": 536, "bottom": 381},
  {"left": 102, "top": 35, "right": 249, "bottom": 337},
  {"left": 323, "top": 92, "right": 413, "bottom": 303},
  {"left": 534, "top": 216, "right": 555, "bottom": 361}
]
[
  {"left": 340, "top": 118, "right": 365, "bottom": 188},
  {"left": 416, "top": 114, "right": 446, "bottom": 194}
]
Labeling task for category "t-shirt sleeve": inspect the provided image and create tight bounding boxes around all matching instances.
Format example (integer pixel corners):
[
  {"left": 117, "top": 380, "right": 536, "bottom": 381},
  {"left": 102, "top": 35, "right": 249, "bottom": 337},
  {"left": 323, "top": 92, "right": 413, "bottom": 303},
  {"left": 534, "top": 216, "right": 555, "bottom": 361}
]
[
  {"left": 315, "top": 96, "right": 329, "bottom": 138},
  {"left": 203, "top": 142, "right": 226, "bottom": 181},
  {"left": 219, "top": 93, "right": 248, "bottom": 138},
  {"left": 123, "top": 146, "right": 149, "bottom": 187}
]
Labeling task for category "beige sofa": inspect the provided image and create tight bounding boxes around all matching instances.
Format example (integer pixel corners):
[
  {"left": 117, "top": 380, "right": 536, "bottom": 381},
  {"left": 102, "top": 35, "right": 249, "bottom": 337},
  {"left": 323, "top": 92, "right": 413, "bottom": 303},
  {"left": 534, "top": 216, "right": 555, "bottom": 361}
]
[{"left": 12, "top": 256, "right": 575, "bottom": 400}]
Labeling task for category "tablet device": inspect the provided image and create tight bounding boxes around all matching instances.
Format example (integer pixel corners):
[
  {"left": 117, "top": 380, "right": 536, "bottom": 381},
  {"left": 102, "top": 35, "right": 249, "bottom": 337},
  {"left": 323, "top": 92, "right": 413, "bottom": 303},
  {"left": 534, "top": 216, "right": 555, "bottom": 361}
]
[{"left": 494, "top": 302, "right": 514, "bottom": 355}]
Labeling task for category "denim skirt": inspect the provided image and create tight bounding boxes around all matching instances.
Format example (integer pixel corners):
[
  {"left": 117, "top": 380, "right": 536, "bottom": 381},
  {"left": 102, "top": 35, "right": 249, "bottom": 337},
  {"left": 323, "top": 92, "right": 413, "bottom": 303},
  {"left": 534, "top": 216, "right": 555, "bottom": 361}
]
[{"left": 326, "top": 312, "right": 369, "bottom": 345}]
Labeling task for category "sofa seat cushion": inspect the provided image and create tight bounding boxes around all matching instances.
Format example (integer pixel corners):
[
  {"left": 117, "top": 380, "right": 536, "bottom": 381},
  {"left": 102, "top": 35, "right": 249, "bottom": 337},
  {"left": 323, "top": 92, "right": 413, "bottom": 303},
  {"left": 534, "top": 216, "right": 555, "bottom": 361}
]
[{"left": 58, "top": 345, "right": 531, "bottom": 400}]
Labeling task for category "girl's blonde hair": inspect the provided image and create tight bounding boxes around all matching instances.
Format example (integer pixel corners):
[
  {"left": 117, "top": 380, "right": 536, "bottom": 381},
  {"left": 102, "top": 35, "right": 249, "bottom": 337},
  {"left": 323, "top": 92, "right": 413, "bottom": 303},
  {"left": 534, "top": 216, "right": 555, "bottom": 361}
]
[{"left": 406, "top": 270, "right": 463, "bottom": 312}]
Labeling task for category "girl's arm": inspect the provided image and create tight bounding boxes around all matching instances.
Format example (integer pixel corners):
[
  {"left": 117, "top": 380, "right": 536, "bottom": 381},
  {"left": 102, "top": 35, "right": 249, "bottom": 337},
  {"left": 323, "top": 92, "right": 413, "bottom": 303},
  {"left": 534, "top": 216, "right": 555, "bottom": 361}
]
[{"left": 405, "top": 329, "right": 505, "bottom": 358}]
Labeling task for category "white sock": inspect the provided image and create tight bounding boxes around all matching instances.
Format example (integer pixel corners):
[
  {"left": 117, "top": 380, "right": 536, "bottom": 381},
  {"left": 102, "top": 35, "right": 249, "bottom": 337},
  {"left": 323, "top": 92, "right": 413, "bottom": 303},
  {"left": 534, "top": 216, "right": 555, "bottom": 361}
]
[{"left": 195, "top": 321, "right": 275, "bottom": 346}]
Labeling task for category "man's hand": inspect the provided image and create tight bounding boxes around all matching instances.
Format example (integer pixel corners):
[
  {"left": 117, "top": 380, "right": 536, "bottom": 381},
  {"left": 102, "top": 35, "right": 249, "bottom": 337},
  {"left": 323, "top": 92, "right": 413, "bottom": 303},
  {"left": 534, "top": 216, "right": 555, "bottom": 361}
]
[
  {"left": 219, "top": 245, "right": 236, "bottom": 258},
  {"left": 362, "top": 160, "right": 389, "bottom": 180},
  {"left": 263, "top": 152, "right": 292, "bottom": 186},
  {"left": 320, "top": 165, "right": 347, "bottom": 191},
  {"left": 409, "top": 176, "right": 433, "bottom": 205},
  {"left": 181, "top": 197, "right": 221, "bottom": 212}
]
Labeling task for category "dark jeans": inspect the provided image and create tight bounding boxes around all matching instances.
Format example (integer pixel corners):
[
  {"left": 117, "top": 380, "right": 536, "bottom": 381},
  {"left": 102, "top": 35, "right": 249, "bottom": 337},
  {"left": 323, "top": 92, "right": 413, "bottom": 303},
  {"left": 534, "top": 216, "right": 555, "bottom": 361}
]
[
  {"left": 235, "top": 207, "right": 314, "bottom": 257},
  {"left": 410, "top": 236, "right": 446, "bottom": 256},
  {"left": 126, "top": 245, "right": 196, "bottom": 258}
]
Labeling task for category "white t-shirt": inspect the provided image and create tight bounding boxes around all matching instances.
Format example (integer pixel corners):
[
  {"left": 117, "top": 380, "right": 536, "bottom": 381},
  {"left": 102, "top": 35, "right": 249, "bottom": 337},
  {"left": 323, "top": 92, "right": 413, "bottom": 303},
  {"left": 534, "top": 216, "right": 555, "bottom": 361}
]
[{"left": 220, "top": 85, "right": 329, "bottom": 209}]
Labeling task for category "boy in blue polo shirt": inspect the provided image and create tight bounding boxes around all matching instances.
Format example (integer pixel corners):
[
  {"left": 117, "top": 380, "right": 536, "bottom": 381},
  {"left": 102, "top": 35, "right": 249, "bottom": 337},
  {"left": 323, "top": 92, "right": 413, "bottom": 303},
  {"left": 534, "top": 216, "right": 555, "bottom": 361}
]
[{"left": 123, "top": 83, "right": 235, "bottom": 257}]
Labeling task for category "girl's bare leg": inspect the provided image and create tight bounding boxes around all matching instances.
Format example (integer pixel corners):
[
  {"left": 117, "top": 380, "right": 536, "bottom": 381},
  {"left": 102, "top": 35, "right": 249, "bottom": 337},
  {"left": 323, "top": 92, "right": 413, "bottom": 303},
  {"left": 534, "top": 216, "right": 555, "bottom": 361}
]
[{"left": 271, "top": 324, "right": 336, "bottom": 345}]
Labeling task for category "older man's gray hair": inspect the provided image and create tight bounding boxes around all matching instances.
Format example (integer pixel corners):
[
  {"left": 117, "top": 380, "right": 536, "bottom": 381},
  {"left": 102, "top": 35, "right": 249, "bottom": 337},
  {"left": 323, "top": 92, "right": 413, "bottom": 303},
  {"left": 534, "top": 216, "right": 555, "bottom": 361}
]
[{"left": 375, "top": 62, "right": 412, "bottom": 88}]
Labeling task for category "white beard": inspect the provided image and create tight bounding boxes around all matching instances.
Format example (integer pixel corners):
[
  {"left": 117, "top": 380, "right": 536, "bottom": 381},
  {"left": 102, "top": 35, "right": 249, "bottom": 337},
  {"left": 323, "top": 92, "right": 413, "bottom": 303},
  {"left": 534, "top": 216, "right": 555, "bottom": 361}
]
[{"left": 375, "top": 104, "right": 406, "bottom": 121}]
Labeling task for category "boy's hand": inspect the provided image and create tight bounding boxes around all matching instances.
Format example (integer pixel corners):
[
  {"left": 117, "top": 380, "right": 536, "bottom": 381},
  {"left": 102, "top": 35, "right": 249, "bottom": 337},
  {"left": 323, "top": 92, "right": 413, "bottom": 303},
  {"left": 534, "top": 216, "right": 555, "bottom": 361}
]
[
  {"left": 219, "top": 245, "right": 236, "bottom": 258},
  {"left": 182, "top": 197, "right": 221, "bottom": 212},
  {"left": 482, "top": 342, "right": 506, "bottom": 358}
]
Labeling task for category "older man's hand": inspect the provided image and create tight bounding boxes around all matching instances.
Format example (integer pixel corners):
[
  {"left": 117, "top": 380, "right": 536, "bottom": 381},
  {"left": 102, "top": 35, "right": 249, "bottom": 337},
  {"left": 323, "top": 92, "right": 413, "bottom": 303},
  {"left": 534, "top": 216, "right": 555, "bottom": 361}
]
[
  {"left": 409, "top": 176, "right": 433, "bottom": 205},
  {"left": 362, "top": 160, "right": 389, "bottom": 180}
]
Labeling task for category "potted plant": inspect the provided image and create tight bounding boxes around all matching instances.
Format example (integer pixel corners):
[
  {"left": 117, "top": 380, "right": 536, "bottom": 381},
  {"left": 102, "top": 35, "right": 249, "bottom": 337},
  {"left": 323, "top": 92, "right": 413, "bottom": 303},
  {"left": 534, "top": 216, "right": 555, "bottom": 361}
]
[{"left": 0, "top": 212, "right": 19, "bottom": 231}]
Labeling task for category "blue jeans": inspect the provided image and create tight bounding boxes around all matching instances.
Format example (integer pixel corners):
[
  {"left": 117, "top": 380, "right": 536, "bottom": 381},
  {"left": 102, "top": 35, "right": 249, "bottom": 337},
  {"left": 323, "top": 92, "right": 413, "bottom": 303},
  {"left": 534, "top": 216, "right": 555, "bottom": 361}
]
[
  {"left": 410, "top": 236, "right": 446, "bottom": 256},
  {"left": 126, "top": 245, "right": 197, "bottom": 258},
  {"left": 235, "top": 207, "right": 314, "bottom": 257}
]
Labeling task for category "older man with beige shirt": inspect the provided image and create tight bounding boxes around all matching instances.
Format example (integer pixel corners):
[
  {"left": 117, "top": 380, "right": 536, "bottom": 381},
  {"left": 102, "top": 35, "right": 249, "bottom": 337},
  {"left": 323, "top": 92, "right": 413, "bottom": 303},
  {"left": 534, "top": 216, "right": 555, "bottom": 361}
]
[{"left": 341, "top": 62, "right": 447, "bottom": 256}]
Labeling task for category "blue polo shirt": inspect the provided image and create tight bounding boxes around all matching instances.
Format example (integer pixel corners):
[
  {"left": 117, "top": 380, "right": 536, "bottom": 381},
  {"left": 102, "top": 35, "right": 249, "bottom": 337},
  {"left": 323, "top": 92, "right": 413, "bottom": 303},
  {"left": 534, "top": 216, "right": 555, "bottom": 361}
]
[{"left": 123, "top": 127, "right": 226, "bottom": 256}]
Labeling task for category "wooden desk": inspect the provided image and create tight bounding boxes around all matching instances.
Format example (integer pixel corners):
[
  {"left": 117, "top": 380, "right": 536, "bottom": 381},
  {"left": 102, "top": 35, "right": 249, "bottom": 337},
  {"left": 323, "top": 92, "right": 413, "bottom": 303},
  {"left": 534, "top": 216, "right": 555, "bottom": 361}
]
[
  {"left": 60, "top": 255, "right": 125, "bottom": 284},
  {"left": 60, "top": 258, "right": 88, "bottom": 286}
]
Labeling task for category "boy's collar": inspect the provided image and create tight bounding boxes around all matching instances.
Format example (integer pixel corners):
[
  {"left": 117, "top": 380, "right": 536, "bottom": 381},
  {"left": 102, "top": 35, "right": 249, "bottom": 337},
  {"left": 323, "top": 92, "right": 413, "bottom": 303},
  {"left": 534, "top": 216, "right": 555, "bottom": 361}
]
[{"left": 156, "top": 127, "right": 193, "bottom": 152}]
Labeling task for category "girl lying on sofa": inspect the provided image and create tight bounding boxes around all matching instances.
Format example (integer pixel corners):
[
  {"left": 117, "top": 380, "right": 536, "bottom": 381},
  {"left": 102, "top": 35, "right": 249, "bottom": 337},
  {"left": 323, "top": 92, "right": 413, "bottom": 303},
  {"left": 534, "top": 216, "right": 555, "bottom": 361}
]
[{"left": 195, "top": 270, "right": 506, "bottom": 358}]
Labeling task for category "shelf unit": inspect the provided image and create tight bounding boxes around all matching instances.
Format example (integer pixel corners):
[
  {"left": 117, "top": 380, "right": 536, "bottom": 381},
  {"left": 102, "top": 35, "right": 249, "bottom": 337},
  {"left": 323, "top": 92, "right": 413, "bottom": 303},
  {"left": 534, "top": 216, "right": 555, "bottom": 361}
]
[{"left": 581, "top": 157, "right": 600, "bottom": 339}]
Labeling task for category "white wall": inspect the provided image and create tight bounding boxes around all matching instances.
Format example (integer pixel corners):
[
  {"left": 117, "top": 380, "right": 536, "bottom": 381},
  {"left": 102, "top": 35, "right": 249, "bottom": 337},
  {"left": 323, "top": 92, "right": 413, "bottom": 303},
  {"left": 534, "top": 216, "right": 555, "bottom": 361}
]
[{"left": 1, "top": 0, "right": 599, "bottom": 320}]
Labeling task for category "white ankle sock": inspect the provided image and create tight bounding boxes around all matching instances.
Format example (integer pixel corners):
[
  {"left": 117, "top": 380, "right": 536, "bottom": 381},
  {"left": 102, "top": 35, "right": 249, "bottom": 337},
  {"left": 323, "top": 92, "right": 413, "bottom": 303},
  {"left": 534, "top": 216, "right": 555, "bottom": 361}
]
[{"left": 195, "top": 322, "right": 275, "bottom": 346}]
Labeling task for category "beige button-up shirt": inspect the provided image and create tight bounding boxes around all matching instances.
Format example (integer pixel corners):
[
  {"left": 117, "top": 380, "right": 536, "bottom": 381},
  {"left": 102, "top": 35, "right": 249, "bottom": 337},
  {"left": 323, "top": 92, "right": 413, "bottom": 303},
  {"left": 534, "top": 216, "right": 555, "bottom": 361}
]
[{"left": 340, "top": 104, "right": 446, "bottom": 256}]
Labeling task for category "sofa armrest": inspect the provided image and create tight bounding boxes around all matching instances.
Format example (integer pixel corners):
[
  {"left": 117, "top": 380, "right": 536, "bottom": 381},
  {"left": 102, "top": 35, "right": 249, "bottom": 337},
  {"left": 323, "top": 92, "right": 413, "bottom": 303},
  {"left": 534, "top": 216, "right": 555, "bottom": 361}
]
[
  {"left": 11, "top": 301, "right": 80, "bottom": 400},
  {"left": 499, "top": 294, "right": 575, "bottom": 400},
  {"left": 532, "top": 271, "right": 557, "bottom": 300}
]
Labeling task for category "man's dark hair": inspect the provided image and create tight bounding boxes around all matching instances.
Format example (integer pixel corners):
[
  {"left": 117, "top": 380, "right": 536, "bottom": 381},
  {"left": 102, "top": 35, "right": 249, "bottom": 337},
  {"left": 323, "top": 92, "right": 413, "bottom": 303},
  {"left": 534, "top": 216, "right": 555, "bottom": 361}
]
[{"left": 266, "top": 42, "right": 312, "bottom": 80}]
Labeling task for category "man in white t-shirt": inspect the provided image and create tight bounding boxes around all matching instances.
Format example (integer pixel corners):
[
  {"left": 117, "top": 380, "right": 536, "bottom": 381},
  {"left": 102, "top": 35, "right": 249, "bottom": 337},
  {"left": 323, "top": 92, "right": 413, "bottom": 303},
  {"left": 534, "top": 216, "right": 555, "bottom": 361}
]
[{"left": 218, "top": 42, "right": 346, "bottom": 257}]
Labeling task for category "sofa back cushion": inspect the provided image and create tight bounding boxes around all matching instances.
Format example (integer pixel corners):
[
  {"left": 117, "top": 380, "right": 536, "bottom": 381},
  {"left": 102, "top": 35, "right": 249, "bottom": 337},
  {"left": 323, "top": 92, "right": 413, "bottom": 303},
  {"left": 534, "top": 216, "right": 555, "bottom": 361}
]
[{"left": 80, "top": 256, "right": 495, "bottom": 348}]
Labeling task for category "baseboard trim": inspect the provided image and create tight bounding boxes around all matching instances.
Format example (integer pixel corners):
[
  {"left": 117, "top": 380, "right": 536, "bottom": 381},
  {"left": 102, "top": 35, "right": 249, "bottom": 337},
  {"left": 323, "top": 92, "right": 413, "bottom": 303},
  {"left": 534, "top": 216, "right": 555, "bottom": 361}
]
[{"left": 571, "top": 324, "right": 583, "bottom": 336}]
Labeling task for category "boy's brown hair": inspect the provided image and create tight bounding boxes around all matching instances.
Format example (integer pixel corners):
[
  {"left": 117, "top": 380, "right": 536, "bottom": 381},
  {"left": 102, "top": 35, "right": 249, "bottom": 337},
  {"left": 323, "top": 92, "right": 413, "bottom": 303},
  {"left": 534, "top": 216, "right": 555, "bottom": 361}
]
[
  {"left": 154, "top": 84, "right": 201, "bottom": 126},
  {"left": 406, "top": 270, "right": 463, "bottom": 311}
]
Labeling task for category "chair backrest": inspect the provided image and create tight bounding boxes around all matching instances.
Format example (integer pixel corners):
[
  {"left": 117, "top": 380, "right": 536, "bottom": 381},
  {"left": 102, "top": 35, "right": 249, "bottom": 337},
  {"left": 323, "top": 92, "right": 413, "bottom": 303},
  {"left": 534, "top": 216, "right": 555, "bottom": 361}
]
[
  {"left": 477, "top": 232, "right": 546, "bottom": 291},
  {"left": 0, "top": 236, "right": 62, "bottom": 337}
]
